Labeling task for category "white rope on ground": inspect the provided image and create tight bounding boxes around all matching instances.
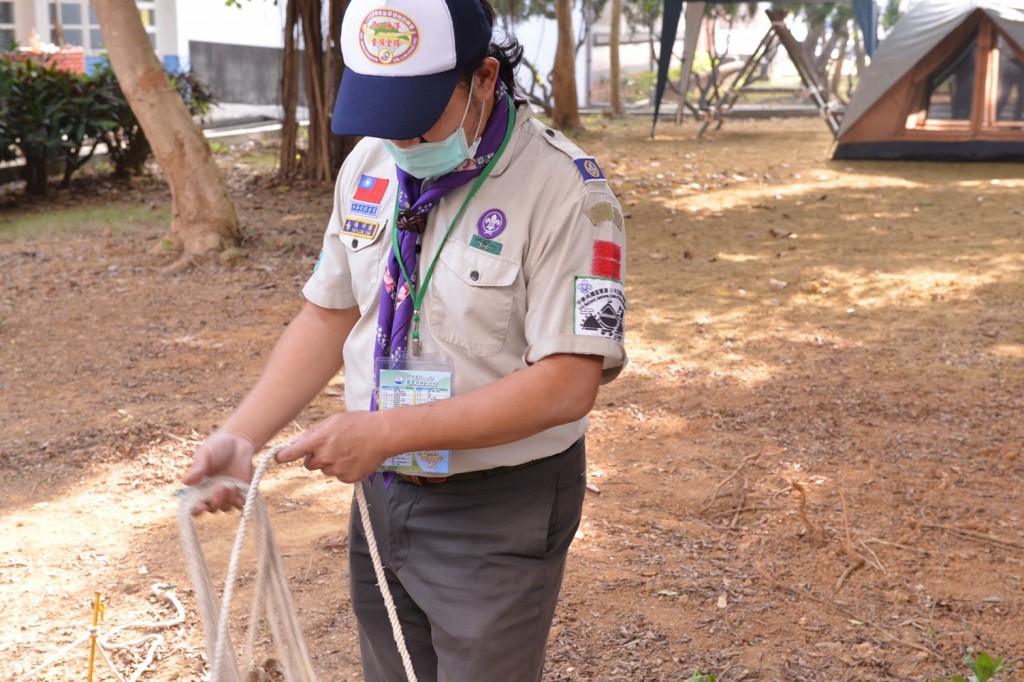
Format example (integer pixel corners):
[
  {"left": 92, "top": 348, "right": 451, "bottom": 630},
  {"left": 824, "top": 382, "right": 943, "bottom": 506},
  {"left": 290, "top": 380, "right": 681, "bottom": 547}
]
[
  {"left": 177, "top": 444, "right": 418, "bottom": 682},
  {"left": 16, "top": 583, "right": 185, "bottom": 682}
]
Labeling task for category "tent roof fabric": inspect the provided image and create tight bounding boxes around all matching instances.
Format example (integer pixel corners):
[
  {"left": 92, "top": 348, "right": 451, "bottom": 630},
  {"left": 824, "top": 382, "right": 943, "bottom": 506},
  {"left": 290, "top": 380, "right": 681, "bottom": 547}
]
[{"left": 839, "top": 0, "right": 1024, "bottom": 136}]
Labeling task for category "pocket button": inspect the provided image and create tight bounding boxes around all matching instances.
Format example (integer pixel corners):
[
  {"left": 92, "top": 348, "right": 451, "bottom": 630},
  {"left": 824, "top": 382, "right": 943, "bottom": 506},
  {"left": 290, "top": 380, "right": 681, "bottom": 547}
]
[{"left": 470, "top": 270, "right": 480, "bottom": 282}]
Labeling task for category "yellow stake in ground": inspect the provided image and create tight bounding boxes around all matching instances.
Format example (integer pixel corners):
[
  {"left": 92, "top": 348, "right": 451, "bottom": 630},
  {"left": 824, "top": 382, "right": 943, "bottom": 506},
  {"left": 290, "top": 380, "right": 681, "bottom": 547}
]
[{"left": 87, "top": 592, "right": 104, "bottom": 682}]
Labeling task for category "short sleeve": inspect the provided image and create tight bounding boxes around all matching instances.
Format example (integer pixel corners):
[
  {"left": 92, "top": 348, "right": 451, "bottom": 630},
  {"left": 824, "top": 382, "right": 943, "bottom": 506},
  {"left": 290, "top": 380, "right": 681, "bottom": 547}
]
[
  {"left": 303, "top": 173, "right": 359, "bottom": 310},
  {"left": 522, "top": 173, "right": 627, "bottom": 383}
]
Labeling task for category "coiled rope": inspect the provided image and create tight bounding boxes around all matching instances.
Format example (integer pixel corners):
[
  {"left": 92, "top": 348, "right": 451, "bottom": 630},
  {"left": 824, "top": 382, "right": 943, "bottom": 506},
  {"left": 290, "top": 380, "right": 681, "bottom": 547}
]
[
  {"left": 176, "top": 444, "right": 418, "bottom": 681},
  {"left": 16, "top": 583, "right": 185, "bottom": 682}
]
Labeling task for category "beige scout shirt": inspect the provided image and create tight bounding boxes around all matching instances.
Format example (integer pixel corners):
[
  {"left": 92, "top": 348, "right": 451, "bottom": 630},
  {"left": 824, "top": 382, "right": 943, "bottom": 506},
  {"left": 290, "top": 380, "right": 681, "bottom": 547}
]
[{"left": 303, "top": 103, "right": 627, "bottom": 473}]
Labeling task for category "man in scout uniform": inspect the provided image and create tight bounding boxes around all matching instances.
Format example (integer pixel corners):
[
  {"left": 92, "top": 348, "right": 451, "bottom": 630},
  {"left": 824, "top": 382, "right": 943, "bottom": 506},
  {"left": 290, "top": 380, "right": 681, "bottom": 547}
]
[{"left": 183, "top": 0, "right": 627, "bottom": 679}]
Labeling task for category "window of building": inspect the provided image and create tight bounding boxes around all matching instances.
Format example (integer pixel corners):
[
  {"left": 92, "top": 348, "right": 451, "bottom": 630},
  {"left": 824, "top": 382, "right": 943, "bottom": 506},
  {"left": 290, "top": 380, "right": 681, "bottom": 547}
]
[
  {"left": 49, "top": 1, "right": 157, "bottom": 54},
  {"left": 0, "top": 2, "right": 15, "bottom": 50}
]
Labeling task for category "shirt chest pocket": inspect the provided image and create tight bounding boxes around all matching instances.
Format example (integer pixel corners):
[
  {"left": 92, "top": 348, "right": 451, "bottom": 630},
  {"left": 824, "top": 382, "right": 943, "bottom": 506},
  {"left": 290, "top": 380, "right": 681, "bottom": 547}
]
[
  {"left": 429, "top": 240, "right": 521, "bottom": 357},
  {"left": 341, "top": 217, "right": 387, "bottom": 313}
]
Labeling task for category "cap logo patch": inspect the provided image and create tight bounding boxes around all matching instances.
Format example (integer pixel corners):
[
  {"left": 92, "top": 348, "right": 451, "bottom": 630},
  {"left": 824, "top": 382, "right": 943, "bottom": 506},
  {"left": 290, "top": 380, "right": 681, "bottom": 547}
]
[
  {"left": 359, "top": 10, "right": 419, "bottom": 66},
  {"left": 477, "top": 208, "right": 507, "bottom": 239}
]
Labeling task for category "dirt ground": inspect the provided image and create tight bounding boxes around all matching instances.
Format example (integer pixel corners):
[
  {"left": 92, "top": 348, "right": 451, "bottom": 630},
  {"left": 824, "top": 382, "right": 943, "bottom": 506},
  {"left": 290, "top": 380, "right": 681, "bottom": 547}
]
[{"left": 1, "top": 116, "right": 1023, "bottom": 681}]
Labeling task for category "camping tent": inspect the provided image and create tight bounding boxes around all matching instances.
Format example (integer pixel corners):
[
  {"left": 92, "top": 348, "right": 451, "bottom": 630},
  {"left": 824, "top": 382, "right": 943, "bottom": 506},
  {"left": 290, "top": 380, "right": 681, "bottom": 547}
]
[{"left": 834, "top": 0, "right": 1024, "bottom": 160}]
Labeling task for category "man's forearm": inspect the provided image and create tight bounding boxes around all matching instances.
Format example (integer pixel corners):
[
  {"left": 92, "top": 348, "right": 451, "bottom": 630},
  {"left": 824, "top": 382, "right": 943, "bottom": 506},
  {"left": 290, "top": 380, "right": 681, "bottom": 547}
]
[{"left": 222, "top": 302, "right": 359, "bottom": 448}]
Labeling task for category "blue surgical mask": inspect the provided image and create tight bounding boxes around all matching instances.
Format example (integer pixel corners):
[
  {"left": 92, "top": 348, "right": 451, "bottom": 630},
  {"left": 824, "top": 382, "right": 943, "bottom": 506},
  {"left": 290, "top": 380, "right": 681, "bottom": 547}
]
[{"left": 383, "top": 80, "right": 483, "bottom": 179}]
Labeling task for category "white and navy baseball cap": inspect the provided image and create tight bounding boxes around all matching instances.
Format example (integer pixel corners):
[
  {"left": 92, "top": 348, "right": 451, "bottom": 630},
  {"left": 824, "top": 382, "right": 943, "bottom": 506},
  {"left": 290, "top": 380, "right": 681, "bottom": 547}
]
[{"left": 332, "top": 0, "right": 493, "bottom": 140}]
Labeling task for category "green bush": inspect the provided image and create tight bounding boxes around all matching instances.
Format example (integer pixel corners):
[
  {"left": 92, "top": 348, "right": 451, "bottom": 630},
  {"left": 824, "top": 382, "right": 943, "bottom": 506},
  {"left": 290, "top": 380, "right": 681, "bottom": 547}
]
[
  {"left": 0, "top": 58, "right": 118, "bottom": 195},
  {"left": 0, "top": 57, "right": 216, "bottom": 193}
]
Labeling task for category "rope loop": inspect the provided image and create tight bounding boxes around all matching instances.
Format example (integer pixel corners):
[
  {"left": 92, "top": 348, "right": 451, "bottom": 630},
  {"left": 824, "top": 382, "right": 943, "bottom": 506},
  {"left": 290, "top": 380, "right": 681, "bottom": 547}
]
[{"left": 176, "top": 445, "right": 417, "bottom": 681}]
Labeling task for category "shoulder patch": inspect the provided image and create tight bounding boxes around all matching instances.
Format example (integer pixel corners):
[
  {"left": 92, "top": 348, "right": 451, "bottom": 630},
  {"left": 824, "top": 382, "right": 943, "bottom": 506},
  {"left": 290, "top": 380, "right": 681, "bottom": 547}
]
[
  {"left": 539, "top": 126, "right": 609, "bottom": 185},
  {"left": 583, "top": 200, "right": 624, "bottom": 231},
  {"left": 574, "top": 158, "right": 605, "bottom": 182},
  {"left": 574, "top": 276, "right": 625, "bottom": 344}
]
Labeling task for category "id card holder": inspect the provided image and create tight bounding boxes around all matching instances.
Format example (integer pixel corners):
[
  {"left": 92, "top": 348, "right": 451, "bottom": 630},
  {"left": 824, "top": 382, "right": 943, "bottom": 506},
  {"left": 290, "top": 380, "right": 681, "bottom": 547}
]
[{"left": 374, "top": 352, "right": 454, "bottom": 475}]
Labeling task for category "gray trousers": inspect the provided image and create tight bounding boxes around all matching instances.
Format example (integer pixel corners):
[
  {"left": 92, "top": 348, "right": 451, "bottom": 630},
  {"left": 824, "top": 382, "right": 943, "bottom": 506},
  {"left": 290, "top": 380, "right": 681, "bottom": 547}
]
[{"left": 348, "top": 438, "right": 587, "bottom": 682}]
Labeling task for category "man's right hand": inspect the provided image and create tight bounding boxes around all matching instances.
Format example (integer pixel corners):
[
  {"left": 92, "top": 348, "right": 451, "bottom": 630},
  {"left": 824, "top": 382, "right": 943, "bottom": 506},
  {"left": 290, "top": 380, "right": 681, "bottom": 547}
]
[{"left": 182, "top": 430, "right": 257, "bottom": 516}]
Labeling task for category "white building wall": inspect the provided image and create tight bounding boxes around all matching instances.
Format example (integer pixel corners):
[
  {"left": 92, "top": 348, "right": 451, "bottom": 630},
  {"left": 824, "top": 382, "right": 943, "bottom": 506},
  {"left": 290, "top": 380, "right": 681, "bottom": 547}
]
[{"left": 173, "top": 0, "right": 286, "bottom": 69}]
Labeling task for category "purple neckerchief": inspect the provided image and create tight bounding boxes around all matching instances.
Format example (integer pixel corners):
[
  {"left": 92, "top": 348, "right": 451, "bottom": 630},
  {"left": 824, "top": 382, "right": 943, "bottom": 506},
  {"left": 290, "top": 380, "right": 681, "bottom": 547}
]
[{"left": 369, "top": 87, "right": 512, "bottom": 488}]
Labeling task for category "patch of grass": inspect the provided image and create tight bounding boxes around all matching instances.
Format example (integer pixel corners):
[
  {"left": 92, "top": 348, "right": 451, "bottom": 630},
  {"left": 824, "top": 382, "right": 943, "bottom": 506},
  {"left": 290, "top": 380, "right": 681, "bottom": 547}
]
[
  {"left": 0, "top": 203, "right": 170, "bottom": 243},
  {"left": 933, "top": 650, "right": 1016, "bottom": 682},
  {"left": 237, "top": 151, "right": 279, "bottom": 170},
  {"left": 682, "top": 672, "right": 716, "bottom": 682}
]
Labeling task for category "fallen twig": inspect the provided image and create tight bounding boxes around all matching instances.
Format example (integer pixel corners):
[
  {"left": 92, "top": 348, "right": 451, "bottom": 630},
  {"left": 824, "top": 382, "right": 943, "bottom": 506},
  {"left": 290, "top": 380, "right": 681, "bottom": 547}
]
[
  {"left": 862, "top": 537, "right": 929, "bottom": 556},
  {"left": 708, "top": 505, "right": 782, "bottom": 519},
  {"left": 753, "top": 561, "right": 939, "bottom": 660},
  {"left": 920, "top": 524, "right": 1024, "bottom": 553},
  {"left": 835, "top": 487, "right": 871, "bottom": 591},
  {"left": 789, "top": 479, "right": 823, "bottom": 542},
  {"left": 835, "top": 558, "right": 865, "bottom": 593},
  {"left": 856, "top": 539, "right": 887, "bottom": 574},
  {"left": 163, "top": 431, "right": 200, "bottom": 445},
  {"left": 701, "top": 451, "right": 762, "bottom": 511},
  {"left": 730, "top": 480, "right": 749, "bottom": 527}
]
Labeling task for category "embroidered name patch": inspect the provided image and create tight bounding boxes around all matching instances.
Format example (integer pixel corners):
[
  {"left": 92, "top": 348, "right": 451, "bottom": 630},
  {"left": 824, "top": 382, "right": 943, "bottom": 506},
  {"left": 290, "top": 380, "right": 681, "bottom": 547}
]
[
  {"left": 592, "top": 240, "right": 622, "bottom": 280},
  {"left": 470, "top": 234, "right": 503, "bottom": 255},
  {"left": 574, "top": 157, "right": 605, "bottom": 182},
  {"left": 574, "top": 277, "right": 625, "bottom": 343},
  {"left": 342, "top": 218, "right": 380, "bottom": 240},
  {"left": 349, "top": 201, "right": 380, "bottom": 218}
]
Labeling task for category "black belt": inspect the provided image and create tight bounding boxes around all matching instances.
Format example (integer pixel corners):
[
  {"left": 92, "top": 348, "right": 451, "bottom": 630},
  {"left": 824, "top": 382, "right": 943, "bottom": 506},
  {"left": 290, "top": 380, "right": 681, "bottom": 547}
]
[{"left": 396, "top": 439, "right": 580, "bottom": 486}]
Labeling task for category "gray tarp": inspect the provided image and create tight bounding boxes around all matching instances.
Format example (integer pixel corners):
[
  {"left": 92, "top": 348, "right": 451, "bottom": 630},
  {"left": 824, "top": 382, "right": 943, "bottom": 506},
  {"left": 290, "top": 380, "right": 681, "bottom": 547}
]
[{"left": 838, "top": 0, "right": 1024, "bottom": 136}]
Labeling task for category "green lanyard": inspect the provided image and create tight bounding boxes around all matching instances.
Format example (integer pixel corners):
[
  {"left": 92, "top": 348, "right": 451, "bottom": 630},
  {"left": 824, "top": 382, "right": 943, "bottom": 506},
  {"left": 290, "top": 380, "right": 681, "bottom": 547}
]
[{"left": 390, "top": 94, "right": 516, "bottom": 356}]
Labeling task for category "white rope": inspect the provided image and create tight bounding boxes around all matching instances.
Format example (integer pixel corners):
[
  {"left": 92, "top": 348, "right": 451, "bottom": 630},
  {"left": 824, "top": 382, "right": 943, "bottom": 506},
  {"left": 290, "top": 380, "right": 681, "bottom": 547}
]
[
  {"left": 177, "top": 445, "right": 418, "bottom": 682},
  {"left": 177, "top": 446, "right": 315, "bottom": 681},
  {"left": 15, "top": 631, "right": 93, "bottom": 682},
  {"left": 16, "top": 583, "right": 185, "bottom": 682},
  {"left": 354, "top": 482, "right": 418, "bottom": 681}
]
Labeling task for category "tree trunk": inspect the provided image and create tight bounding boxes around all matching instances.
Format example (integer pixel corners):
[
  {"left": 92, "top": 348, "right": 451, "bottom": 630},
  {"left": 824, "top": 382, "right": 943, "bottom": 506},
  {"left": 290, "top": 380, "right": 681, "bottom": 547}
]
[
  {"left": 609, "top": 0, "right": 625, "bottom": 117},
  {"left": 280, "top": 0, "right": 300, "bottom": 177},
  {"left": 854, "top": 29, "right": 867, "bottom": 80},
  {"left": 279, "top": 0, "right": 355, "bottom": 182},
  {"left": 552, "top": 0, "right": 581, "bottom": 131},
  {"left": 830, "top": 33, "right": 849, "bottom": 101},
  {"left": 299, "top": 0, "right": 331, "bottom": 182},
  {"left": 22, "top": 156, "right": 49, "bottom": 197},
  {"left": 91, "top": 0, "right": 240, "bottom": 268}
]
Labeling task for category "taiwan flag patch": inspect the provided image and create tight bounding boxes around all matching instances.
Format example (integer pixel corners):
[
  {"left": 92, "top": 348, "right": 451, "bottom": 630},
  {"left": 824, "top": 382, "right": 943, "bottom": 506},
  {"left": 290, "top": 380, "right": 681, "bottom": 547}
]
[{"left": 354, "top": 175, "right": 389, "bottom": 204}]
